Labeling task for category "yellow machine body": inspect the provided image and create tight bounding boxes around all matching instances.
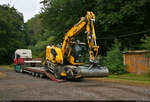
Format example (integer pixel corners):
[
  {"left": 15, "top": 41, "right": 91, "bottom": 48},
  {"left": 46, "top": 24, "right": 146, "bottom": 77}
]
[{"left": 46, "top": 45, "right": 63, "bottom": 64}]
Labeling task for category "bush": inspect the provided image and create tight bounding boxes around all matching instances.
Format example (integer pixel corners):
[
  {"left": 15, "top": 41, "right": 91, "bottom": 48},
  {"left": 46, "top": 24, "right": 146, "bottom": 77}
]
[
  {"left": 147, "top": 70, "right": 150, "bottom": 77},
  {"left": 141, "top": 35, "right": 150, "bottom": 57},
  {"left": 102, "top": 39, "right": 126, "bottom": 74},
  {"left": 28, "top": 36, "right": 55, "bottom": 58}
]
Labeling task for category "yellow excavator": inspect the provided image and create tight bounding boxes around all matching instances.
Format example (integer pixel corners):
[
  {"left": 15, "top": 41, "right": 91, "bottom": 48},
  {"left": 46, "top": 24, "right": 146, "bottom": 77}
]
[{"left": 45, "top": 11, "right": 109, "bottom": 80}]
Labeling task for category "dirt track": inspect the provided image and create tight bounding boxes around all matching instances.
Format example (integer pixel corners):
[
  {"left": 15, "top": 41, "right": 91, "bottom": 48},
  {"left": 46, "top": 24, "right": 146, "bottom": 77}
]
[{"left": 0, "top": 67, "right": 150, "bottom": 100}]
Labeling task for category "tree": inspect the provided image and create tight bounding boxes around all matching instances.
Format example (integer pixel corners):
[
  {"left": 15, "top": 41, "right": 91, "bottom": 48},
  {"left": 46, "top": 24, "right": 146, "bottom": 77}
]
[
  {"left": 96, "top": 0, "right": 150, "bottom": 53},
  {"left": 141, "top": 35, "right": 150, "bottom": 57},
  {"left": 41, "top": 0, "right": 97, "bottom": 43},
  {"left": 0, "top": 4, "right": 25, "bottom": 64},
  {"left": 102, "top": 39, "right": 126, "bottom": 74},
  {"left": 24, "top": 14, "right": 45, "bottom": 46}
]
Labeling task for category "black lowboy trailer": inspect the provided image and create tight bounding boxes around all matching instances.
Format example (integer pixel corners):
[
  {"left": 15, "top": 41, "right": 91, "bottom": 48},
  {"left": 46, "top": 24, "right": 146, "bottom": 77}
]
[{"left": 14, "top": 49, "right": 63, "bottom": 82}]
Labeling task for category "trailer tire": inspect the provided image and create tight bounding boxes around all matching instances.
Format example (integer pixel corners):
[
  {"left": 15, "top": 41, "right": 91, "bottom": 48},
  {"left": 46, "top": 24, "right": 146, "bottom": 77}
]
[
  {"left": 35, "top": 73, "right": 39, "bottom": 77},
  {"left": 39, "top": 74, "right": 43, "bottom": 78},
  {"left": 32, "top": 72, "right": 35, "bottom": 76}
]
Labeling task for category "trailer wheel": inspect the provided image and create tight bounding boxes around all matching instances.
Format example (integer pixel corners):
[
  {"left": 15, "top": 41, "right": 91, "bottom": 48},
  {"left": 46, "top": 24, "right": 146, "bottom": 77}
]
[
  {"left": 39, "top": 74, "right": 43, "bottom": 78},
  {"left": 35, "top": 73, "right": 39, "bottom": 77},
  {"left": 32, "top": 72, "right": 35, "bottom": 76}
]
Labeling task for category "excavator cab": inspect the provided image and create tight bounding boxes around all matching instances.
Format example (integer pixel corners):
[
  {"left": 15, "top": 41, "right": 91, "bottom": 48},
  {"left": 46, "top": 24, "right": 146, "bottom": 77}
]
[{"left": 71, "top": 41, "right": 86, "bottom": 63}]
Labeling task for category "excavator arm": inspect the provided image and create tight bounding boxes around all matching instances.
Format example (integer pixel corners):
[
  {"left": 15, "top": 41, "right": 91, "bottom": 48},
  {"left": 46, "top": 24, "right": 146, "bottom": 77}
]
[
  {"left": 86, "top": 11, "right": 99, "bottom": 63},
  {"left": 61, "top": 11, "right": 99, "bottom": 65}
]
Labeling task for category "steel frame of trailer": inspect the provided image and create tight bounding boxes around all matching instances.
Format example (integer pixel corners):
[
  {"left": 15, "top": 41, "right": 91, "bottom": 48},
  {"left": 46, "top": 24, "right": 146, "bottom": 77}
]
[{"left": 16, "top": 66, "right": 64, "bottom": 82}]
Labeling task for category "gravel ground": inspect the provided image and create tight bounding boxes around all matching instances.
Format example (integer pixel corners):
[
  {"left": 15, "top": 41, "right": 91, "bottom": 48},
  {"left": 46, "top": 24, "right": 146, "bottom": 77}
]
[{"left": 0, "top": 67, "right": 150, "bottom": 100}]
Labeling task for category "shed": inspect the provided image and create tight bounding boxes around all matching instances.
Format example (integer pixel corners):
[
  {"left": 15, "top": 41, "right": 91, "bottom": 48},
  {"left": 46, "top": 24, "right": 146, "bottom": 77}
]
[{"left": 123, "top": 50, "right": 150, "bottom": 75}]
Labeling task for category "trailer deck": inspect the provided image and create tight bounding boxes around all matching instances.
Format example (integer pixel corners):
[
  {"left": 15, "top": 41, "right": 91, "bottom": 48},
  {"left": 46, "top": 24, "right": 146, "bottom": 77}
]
[{"left": 22, "top": 67, "right": 64, "bottom": 82}]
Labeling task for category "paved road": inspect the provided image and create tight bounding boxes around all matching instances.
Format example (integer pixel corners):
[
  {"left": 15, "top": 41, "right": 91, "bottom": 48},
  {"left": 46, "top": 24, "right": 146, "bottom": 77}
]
[{"left": 0, "top": 67, "right": 150, "bottom": 100}]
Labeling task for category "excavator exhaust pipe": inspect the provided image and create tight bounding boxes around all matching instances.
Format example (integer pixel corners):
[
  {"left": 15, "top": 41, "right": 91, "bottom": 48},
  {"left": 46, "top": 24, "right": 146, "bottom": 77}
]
[{"left": 77, "top": 64, "right": 109, "bottom": 78}]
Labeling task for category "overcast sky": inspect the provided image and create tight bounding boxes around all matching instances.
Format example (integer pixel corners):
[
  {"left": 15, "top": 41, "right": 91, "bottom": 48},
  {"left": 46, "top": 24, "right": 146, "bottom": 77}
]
[{"left": 0, "top": 0, "right": 43, "bottom": 22}]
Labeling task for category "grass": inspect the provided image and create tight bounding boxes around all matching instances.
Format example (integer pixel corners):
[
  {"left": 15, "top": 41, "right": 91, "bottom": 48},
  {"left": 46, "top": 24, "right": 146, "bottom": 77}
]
[
  {"left": 0, "top": 64, "right": 14, "bottom": 70},
  {"left": 0, "top": 64, "right": 14, "bottom": 79},
  {"left": 0, "top": 72, "right": 6, "bottom": 79},
  {"left": 108, "top": 73, "right": 150, "bottom": 83},
  {"left": 86, "top": 73, "right": 150, "bottom": 87},
  {"left": 0, "top": 64, "right": 13, "bottom": 79}
]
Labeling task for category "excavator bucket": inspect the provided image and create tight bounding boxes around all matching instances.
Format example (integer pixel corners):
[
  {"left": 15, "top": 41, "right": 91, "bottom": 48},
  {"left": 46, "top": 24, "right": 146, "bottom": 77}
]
[{"left": 77, "top": 64, "right": 109, "bottom": 78}]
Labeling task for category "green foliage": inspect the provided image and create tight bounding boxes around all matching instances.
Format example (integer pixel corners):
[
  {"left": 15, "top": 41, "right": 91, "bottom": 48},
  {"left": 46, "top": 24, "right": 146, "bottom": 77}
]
[
  {"left": 24, "top": 14, "right": 53, "bottom": 58},
  {"left": 147, "top": 70, "right": 150, "bottom": 77},
  {"left": 141, "top": 35, "right": 150, "bottom": 57},
  {"left": 41, "top": 0, "right": 97, "bottom": 43},
  {"left": 141, "top": 35, "right": 150, "bottom": 50},
  {"left": 108, "top": 73, "right": 150, "bottom": 83},
  {"left": 96, "top": 0, "right": 149, "bottom": 31},
  {"left": 102, "top": 39, "right": 126, "bottom": 74},
  {"left": 29, "top": 36, "right": 55, "bottom": 58},
  {"left": 24, "top": 14, "right": 45, "bottom": 45},
  {"left": 96, "top": 0, "right": 150, "bottom": 53},
  {"left": 0, "top": 4, "right": 25, "bottom": 64}
]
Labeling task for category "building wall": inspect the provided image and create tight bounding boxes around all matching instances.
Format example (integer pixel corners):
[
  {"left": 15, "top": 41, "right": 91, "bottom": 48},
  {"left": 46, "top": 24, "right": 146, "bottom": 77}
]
[{"left": 123, "top": 52, "right": 150, "bottom": 75}]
